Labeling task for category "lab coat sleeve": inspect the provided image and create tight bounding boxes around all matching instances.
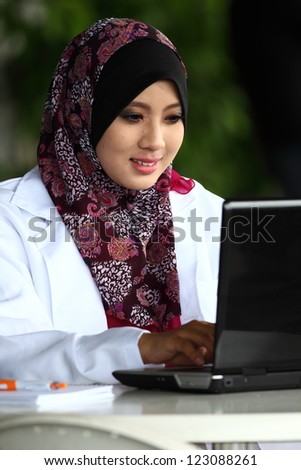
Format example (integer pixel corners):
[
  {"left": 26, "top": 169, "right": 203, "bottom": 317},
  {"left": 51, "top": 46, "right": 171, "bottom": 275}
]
[{"left": 0, "top": 328, "right": 146, "bottom": 385}]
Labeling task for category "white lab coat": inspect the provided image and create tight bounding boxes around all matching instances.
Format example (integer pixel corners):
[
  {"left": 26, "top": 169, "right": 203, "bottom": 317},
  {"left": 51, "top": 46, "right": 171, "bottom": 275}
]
[{"left": 0, "top": 166, "right": 223, "bottom": 384}]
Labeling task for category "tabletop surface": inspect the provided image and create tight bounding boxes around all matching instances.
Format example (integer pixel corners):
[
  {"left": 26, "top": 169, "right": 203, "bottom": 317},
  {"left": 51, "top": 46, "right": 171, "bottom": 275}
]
[
  {"left": 0, "top": 384, "right": 301, "bottom": 414},
  {"left": 1, "top": 385, "right": 301, "bottom": 446}
]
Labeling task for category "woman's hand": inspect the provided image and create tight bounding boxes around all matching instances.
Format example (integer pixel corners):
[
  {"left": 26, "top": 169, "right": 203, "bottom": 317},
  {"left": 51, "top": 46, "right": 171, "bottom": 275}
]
[{"left": 138, "top": 320, "right": 215, "bottom": 367}]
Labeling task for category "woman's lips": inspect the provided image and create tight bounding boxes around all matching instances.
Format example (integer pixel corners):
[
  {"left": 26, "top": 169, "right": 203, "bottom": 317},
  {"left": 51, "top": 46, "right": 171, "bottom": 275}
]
[{"left": 130, "top": 158, "right": 161, "bottom": 174}]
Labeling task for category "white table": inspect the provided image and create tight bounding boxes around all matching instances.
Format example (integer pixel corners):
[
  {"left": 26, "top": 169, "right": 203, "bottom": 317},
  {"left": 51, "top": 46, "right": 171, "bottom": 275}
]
[{"left": 1, "top": 385, "right": 301, "bottom": 449}]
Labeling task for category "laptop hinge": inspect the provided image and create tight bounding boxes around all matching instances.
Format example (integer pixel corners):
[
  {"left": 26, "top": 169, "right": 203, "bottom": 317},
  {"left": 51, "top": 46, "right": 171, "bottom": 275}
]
[{"left": 243, "top": 367, "right": 267, "bottom": 376}]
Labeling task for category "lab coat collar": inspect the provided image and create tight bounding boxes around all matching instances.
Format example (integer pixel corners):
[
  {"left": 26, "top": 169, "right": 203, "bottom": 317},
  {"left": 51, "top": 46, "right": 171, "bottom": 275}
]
[{"left": 10, "top": 166, "right": 55, "bottom": 221}]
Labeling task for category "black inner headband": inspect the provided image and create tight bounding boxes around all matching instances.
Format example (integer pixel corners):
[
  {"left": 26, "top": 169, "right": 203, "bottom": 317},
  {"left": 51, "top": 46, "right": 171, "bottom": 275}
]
[{"left": 91, "top": 39, "right": 188, "bottom": 148}]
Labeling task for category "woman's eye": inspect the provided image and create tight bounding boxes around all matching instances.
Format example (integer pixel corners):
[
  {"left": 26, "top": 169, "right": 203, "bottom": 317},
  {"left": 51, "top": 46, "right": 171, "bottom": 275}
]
[
  {"left": 120, "top": 112, "right": 142, "bottom": 122},
  {"left": 166, "top": 114, "right": 183, "bottom": 124}
]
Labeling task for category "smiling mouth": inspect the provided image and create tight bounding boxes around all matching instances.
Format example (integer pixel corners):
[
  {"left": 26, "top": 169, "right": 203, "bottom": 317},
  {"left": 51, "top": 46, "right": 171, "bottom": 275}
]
[{"left": 130, "top": 159, "right": 157, "bottom": 167}]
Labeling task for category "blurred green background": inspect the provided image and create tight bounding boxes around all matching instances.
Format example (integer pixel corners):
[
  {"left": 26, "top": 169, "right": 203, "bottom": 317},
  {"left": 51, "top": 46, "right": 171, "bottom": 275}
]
[{"left": 0, "top": 0, "right": 281, "bottom": 198}]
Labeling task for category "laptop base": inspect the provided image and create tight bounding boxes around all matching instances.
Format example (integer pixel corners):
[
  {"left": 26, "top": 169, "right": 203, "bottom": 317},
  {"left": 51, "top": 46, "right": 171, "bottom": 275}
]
[{"left": 113, "top": 367, "right": 301, "bottom": 394}]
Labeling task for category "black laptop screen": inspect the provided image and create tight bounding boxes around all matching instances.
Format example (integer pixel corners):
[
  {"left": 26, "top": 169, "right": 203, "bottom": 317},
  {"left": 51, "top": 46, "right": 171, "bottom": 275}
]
[{"left": 214, "top": 199, "right": 301, "bottom": 373}]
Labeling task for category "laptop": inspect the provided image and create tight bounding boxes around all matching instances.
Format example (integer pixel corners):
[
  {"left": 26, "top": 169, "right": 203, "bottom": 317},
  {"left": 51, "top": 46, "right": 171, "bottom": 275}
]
[{"left": 113, "top": 198, "right": 301, "bottom": 393}]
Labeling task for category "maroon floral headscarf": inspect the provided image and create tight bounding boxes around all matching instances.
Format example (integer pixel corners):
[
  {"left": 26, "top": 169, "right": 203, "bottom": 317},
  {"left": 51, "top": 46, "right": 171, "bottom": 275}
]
[{"left": 38, "top": 18, "right": 191, "bottom": 331}]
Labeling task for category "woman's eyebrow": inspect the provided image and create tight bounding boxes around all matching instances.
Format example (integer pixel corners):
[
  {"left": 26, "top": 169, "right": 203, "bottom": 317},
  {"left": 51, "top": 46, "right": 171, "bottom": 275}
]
[{"left": 127, "top": 100, "right": 182, "bottom": 111}]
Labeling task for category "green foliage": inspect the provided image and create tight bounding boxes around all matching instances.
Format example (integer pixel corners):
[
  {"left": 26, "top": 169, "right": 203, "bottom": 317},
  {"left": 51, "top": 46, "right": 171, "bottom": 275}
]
[{"left": 0, "top": 0, "right": 279, "bottom": 196}]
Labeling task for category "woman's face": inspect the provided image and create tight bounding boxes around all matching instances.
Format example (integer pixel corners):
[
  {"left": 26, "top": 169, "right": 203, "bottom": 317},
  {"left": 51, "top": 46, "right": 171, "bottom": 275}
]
[{"left": 95, "top": 80, "right": 185, "bottom": 190}]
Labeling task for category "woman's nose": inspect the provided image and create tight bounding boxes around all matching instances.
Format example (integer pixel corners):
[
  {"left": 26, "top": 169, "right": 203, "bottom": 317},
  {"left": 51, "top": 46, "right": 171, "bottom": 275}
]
[{"left": 138, "top": 121, "right": 165, "bottom": 150}]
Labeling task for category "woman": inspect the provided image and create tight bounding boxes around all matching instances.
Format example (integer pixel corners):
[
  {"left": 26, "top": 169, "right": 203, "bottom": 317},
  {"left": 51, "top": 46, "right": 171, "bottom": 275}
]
[{"left": 0, "top": 18, "right": 222, "bottom": 384}]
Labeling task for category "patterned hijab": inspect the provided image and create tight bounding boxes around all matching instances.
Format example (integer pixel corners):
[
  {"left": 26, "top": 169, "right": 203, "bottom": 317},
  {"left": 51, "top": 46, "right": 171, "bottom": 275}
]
[{"left": 38, "top": 18, "right": 190, "bottom": 331}]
